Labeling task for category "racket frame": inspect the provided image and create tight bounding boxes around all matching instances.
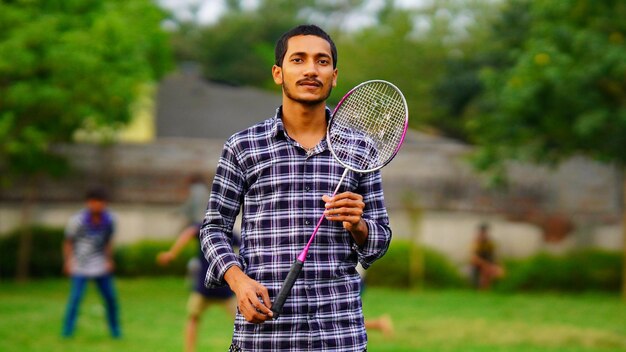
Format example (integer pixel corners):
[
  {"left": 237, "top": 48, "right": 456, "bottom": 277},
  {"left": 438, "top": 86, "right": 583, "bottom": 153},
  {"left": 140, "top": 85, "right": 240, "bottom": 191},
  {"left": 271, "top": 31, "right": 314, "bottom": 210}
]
[{"left": 327, "top": 79, "right": 409, "bottom": 174}]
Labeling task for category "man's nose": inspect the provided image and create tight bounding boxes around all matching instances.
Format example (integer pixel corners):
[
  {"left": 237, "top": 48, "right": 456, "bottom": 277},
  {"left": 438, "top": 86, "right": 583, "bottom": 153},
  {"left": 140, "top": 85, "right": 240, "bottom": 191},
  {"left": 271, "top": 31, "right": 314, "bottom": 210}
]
[{"left": 302, "top": 59, "right": 318, "bottom": 76}]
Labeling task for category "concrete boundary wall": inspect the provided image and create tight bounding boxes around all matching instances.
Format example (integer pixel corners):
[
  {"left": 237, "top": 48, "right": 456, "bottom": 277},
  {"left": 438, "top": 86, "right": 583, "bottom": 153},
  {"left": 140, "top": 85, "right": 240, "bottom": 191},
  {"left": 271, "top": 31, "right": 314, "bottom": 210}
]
[{"left": 0, "top": 135, "right": 622, "bottom": 261}]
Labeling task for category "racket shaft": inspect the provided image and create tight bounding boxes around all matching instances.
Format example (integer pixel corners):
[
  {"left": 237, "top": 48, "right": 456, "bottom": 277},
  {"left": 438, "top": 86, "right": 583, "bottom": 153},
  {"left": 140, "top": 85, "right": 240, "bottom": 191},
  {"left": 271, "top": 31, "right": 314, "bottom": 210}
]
[{"left": 271, "top": 259, "right": 304, "bottom": 319}]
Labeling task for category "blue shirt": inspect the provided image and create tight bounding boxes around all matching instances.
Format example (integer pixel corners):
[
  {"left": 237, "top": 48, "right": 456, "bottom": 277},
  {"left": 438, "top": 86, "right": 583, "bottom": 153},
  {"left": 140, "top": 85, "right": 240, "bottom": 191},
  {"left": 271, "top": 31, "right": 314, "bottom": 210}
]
[{"left": 200, "top": 107, "right": 392, "bottom": 351}]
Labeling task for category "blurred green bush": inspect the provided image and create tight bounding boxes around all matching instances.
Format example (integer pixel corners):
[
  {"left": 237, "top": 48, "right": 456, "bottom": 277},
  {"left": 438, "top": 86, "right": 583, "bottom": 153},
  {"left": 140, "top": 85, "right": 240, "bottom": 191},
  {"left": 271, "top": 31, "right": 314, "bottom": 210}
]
[
  {"left": 497, "top": 250, "right": 622, "bottom": 293},
  {"left": 366, "top": 240, "right": 466, "bottom": 289},
  {"left": 0, "top": 227, "right": 196, "bottom": 278},
  {"left": 0, "top": 226, "right": 65, "bottom": 278},
  {"left": 1, "top": 227, "right": 621, "bottom": 294},
  {"left": 114, "top": 240, "right": 196, "bottom": 277}
]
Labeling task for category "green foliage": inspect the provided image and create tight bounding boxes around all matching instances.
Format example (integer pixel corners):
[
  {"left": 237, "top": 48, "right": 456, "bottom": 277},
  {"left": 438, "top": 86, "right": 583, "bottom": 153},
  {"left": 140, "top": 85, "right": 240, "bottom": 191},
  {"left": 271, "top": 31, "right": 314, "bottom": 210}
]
[
  {"left": 177, "top": 0, "right": 498, "bottom": 133},
  {"left": 497, "top": 250, "right": 622, "bottom": 292},
  {"left": 114, "top": 240, "right": 196, "bottom": 277},
  {"left": 0, "top": 226, "right": 65, "bottom": 278},
  {"left": 188, "top": 0, "right": 372, "bottom": 87},
  {"left": 336, "top": 0, "right": 499, "bottom": 133},
  {"left": 0, "top": 227, "right": 196, "bottom": 278},
  {"left": 197, "top": 15, "right": 296, "bottom": 88},
  {"left": 333, "top": 7, "right": 431, "bottom": 128},
  {"left": 0, "top": 0, "right": 172, "bottom": 181},
  {"left": 366, "top": 239, "right": 465, "bottom": 288},
  {"left": 466, "top": 0, "right": 625, "bottom": 173},
  {"left": 192, "top": 0, "right": 324, "bottom": 87},
  {"left": 433, "top": 0, "right": 532, "bottom": 143}
]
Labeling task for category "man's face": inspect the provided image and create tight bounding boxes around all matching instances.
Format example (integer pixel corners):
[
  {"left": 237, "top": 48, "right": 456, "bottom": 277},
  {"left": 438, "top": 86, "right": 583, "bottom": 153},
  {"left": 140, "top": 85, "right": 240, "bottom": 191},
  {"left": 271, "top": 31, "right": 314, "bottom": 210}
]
[
  {"left": 86, "top": 199, "right": 106, "bottom": 215},
  {"left": 272, "top": 35, "right": 337, "bottom": 106}
]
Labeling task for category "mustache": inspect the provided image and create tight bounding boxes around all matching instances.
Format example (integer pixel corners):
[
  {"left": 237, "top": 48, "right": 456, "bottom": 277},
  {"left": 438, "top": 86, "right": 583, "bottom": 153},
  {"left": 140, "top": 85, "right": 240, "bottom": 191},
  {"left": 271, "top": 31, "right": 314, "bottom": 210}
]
[{"left": 296, "top": 78, "right": 323, "bottom": 86}]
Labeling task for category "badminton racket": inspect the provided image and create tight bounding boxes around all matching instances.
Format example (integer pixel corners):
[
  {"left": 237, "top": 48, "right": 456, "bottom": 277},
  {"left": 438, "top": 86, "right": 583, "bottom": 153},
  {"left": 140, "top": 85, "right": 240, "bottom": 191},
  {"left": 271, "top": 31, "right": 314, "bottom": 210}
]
[{"left": 271, "top": 80, "right": 409, "bottom": 318}]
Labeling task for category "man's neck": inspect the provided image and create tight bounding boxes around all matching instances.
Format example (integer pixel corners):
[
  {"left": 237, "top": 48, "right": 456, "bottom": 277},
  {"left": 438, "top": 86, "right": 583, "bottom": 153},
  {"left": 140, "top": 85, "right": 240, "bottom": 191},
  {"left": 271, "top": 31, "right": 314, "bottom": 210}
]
[{"left": 281, "top": 102, "right": 327, "bottom": 149}]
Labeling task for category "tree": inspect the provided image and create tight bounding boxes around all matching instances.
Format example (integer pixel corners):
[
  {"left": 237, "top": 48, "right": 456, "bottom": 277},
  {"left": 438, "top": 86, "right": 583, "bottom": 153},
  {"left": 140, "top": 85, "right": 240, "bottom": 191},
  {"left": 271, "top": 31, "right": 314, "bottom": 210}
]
[
  {"left": 195, "top": 0, "right": 317, "bottom": 88},
  {"left": 454, "top": 0, "right": 626, "bottom": 295},
  {"left": 183, "top": 0, "right": 497, "bottom": 132},
  {"left": 432, "top": 0, "right": 529, "bottom": 141},
  {"left": 0, "top": 0, "right": 172, "bottom": 279}
]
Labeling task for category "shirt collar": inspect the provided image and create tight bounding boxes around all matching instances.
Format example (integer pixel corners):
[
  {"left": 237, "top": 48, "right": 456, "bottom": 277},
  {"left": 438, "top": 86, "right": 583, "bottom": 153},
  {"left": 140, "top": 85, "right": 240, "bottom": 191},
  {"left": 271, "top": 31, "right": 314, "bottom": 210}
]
[
  {"left": 81, "top": 209, "right": 113, "bottom": 232},
  {"left": 270, "top": 106, "right": 333, "bottom": 139},
  {"left": 270, "top": 106, "right": 286, "bottom": 139}
]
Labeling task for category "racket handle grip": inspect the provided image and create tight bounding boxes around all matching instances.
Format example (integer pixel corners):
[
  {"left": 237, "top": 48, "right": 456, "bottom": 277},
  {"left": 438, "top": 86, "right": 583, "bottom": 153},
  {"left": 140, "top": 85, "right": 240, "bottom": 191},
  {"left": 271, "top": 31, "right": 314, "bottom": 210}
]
[{"left": 271, "top": 258, "right": 304, "bottom": 319}]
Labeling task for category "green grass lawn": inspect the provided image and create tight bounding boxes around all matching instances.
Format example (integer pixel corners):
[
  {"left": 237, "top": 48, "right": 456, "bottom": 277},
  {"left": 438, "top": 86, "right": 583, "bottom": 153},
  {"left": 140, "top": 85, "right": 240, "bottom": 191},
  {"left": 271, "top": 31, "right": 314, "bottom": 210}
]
[{"left": 1, "top": 278, "right": 625, "bottom": 352}]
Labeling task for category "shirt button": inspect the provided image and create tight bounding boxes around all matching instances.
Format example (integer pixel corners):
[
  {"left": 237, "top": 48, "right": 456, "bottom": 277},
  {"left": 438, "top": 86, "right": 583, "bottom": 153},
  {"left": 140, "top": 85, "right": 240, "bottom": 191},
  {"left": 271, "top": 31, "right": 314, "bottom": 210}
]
[
  {"left": 305, "top": 220, "right": 311, "bottom": 225},
  {"left": 304, "top": 186, "right": 310, "bottom": 192}
]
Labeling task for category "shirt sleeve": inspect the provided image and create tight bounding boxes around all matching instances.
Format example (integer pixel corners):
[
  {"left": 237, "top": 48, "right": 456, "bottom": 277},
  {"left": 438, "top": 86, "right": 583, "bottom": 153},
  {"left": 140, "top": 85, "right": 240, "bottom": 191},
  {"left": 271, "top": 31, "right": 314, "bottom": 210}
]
[
  {"left": 65, "top": 214, "right": 81, "bottom": 240},
  {"left": 354, "top": 170, "right": 392, "bottom": 269},
  {"left": 200, "top": 140, "right": 245, "bottom": 288},
  {"left": 106, "top": 212, "right": 116, "bottom": 243}
]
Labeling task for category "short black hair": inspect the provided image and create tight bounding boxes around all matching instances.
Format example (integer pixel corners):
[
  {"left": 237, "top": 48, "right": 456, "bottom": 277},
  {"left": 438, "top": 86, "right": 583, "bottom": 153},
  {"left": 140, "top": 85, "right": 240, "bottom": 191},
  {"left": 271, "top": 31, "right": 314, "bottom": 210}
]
[
  {"left": 85, "top": 186, "right": 109, "bottom": 201},
  {"left": 274, "top": 24, "right": 337, "bottom": 69}
]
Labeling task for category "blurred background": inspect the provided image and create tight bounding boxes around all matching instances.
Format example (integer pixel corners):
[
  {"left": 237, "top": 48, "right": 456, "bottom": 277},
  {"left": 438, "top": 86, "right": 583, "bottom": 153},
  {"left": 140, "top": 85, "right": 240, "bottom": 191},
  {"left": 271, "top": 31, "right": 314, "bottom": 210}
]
[{"left": 0, "top": 0, "right": 625, "bottom": 351}]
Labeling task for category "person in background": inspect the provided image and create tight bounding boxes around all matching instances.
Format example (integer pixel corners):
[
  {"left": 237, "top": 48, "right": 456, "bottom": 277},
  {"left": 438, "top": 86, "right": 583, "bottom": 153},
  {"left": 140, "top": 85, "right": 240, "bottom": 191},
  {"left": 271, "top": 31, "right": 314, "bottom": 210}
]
[
  {"left": 157, "top": 174, "right": 238, "bottom": 352},
  {"left": 62, "top": 187, "right": 121, "bottom": 338},
  {"left": 470, "top": 223, "right": 504, "bottom": 290}
]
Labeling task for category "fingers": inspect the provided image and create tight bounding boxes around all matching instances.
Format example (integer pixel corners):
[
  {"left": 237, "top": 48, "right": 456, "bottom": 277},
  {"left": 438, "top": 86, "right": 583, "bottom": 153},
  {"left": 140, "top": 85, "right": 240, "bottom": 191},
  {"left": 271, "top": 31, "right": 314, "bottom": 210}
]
[
  {"left": 323, "top": 192, "right": 364, "bottom": 209},
  {"left": 259, "top": 287, "right": 273, "bottom": 312},
  {"left": 323, "top": 192, "right": 362, "bottom": 203},
  {"left": 241, "top": 298, "right": 272, "bottom": 323},
  {"left": 248, "top": 286, "right": 272, "bottom": 315},
  {"left": 323, "top": 192, "right": 365, "bottom": 222},
  {"left": 236, "top": 282, "right": 273, "bottom": 324}
]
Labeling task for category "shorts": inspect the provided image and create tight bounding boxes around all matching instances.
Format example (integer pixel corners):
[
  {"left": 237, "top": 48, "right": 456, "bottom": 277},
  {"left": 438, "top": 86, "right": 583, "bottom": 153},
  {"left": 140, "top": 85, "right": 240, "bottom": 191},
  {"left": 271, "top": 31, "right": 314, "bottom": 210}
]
[{"left": 187, "top": 292, "right": 237, "bottom": 318}]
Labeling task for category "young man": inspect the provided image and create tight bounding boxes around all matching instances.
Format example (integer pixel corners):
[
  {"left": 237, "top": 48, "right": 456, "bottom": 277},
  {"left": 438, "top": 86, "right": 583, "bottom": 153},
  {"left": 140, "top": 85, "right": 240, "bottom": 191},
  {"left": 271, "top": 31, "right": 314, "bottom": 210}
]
[
  {"left": 62, "top": 187, "right": 121, "bottom": 338},
  {"left": 157, "top": 174, "right": 237, "bottom": 352},
  {"left": 201, "top": 24, "right": 391, "bottom": 351}
]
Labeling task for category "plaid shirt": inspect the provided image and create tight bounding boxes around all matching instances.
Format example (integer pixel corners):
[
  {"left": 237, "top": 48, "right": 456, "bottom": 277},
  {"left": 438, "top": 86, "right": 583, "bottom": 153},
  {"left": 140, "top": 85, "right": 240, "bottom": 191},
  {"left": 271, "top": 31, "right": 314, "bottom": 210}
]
[{"left": 200, "top": 107, "right": 392, "bottom": 352}]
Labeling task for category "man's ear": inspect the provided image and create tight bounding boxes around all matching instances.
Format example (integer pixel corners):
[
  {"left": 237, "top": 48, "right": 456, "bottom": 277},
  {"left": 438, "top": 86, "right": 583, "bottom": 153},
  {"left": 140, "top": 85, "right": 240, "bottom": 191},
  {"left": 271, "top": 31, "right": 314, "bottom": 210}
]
[
  {"left": 272, "top": 65, "right": 283, "bottom": 85},
  {"left": 332, "top": 68, "right": 338, "bottom": 87}
]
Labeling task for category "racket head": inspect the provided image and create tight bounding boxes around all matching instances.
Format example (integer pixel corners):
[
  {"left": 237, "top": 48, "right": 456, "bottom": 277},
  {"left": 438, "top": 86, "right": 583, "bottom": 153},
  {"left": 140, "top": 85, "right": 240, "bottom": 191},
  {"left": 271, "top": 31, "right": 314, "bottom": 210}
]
[{"left": 327, "top": 80, "right": 409, "bottom": 173}]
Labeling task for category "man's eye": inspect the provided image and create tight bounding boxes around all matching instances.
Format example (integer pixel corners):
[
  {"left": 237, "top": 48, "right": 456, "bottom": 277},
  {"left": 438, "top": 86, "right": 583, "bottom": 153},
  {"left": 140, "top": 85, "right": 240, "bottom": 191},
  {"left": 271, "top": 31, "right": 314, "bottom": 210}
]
[{"left": 291, "top": 58, "right": 303, "bottom": 63}]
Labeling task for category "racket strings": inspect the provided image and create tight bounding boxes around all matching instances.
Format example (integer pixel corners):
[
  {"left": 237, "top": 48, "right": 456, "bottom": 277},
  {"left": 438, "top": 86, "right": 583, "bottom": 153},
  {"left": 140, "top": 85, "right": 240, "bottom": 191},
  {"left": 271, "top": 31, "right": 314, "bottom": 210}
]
[{"left": 328, "top": 81, "right": 407, "bottom": 172}]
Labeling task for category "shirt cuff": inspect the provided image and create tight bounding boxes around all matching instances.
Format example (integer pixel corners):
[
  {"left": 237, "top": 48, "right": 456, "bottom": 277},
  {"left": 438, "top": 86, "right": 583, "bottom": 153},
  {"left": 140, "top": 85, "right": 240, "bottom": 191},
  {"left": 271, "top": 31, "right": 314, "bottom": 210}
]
[
  {"left": 354, "top": 219, "right": 391, "bottom": 269},
  {"left": 205, "top": 251, "right": 242, "bottom": 288}
]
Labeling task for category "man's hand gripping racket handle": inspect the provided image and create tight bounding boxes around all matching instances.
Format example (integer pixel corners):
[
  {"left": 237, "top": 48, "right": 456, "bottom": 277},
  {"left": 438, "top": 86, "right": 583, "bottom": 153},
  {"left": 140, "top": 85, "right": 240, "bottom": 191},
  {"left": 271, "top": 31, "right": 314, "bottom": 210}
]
[{"left": 271, "top": 258, "right": 304, "bottom": 319}]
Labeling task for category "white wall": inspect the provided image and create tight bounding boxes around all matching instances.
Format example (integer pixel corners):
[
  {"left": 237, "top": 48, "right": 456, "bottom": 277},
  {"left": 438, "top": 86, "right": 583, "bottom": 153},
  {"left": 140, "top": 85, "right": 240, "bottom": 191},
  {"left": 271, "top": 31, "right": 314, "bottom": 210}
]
[
  {"left": 2, "top": 204, "right": 620, "bottom": 263},
  {"left": 0, "top": 203, "right": 184, "bottom": 244}
]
